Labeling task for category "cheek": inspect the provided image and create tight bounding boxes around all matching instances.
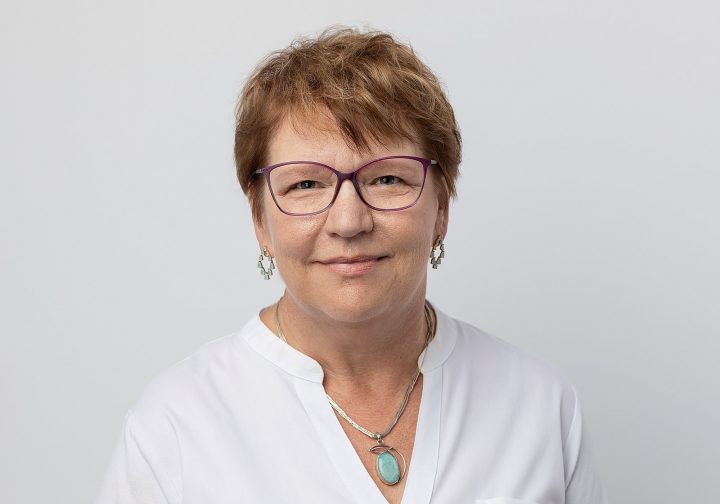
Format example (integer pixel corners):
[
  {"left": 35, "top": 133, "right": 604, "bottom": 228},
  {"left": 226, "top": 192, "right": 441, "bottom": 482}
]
[
  {"left": 267, "top": 215, "right": 323, "bottom": 267},
  {"left": 381, "top": 214, "right": 436, "bottom": 265}
]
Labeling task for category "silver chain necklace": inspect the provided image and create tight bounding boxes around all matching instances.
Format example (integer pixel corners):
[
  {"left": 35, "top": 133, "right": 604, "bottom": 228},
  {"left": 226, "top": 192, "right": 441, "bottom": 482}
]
[{"left": 273, "top": 299, "right": 436, "bottom": 486}]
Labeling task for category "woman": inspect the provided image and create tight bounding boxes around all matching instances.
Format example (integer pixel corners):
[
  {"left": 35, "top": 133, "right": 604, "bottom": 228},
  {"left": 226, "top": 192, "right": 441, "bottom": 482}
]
[{"left": 96, "top": 28, "right": 607, "bottom": 504}]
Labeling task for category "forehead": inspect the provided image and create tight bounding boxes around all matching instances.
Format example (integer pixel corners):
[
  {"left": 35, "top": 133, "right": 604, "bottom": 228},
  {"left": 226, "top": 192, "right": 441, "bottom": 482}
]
[{"left": 267, "top": 113, "right": 421, "bottom": 167}]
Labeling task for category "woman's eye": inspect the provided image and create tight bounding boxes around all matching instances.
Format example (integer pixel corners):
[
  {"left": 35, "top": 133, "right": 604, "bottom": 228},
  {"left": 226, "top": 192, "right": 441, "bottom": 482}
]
[
  {"left": 376, "top": 175, "right": 401, "bottom": 185},
  {"left": 295, "top": 180, "right": 317, "bottom": 190}
]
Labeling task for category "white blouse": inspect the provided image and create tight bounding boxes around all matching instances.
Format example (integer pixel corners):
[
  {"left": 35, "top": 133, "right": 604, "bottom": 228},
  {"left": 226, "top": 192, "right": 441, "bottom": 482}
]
[{"left": 95, "top": 308, "right": 608, "bottom": 504}]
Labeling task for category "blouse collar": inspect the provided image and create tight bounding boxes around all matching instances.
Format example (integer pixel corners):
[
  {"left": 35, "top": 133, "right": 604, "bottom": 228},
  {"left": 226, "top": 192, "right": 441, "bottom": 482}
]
[{"left": 238, "top": 304, "right": 456, "bottom": 383}]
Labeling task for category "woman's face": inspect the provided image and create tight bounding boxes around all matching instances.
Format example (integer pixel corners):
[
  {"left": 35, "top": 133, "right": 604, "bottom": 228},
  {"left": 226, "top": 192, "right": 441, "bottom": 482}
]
[{"left": 254, "top": 116, "right": 448, "bottom": 323}]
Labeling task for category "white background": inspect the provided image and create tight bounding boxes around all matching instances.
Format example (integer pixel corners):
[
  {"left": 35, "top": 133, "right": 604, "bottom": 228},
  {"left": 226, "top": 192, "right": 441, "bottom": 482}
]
[{"left": 1, "top": 0, "right": 718, "bottom": 502}]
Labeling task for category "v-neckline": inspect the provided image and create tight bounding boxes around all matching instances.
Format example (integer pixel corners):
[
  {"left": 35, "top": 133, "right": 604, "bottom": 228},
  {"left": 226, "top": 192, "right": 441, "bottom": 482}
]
[{"left": 293, "top": 364, "right": 443, "bottom": 504}]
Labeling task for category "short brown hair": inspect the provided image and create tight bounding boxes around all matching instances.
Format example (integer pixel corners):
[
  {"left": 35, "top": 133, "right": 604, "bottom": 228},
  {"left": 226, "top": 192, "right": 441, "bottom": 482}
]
[{"left": 234, "top": 27, "right": 462, "bottom": 222}]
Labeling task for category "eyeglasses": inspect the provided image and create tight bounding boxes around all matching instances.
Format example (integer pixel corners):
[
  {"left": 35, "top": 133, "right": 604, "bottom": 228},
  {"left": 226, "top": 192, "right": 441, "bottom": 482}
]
[{"left": 253, "top": 156, "right": 438, "bottom": 216}]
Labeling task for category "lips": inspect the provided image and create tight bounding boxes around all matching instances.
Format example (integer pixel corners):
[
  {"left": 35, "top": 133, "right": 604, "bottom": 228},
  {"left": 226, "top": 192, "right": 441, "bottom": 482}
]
[
  {"left": 317, "top": 255, "right": 387, "bottom": 276},
  {"left": 318, "top": 256, "right": 384, "bottom": 265}
]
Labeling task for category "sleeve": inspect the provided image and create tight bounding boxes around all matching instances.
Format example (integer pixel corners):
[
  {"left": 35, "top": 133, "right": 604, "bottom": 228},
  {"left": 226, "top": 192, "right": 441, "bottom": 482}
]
[
  {"left": 94, "top": 411, "right": 182, "bottom": 504},
  {"left": 563, "top": 388, "right": 609, "bottom": 504}
]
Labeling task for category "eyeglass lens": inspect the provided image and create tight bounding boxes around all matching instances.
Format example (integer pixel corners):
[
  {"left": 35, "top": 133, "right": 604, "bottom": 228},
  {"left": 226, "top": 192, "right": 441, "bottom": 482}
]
[{"left": 268, "top": 158, "right": 426, "bottom": 215}]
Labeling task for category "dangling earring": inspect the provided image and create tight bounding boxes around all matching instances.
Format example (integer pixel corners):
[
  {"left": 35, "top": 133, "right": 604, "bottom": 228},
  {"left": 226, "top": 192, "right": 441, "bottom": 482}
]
[
  {"left": 430, "top": 236, "right": 445, "bottom": 269},
  {"left": 257, "top": 246, "right": 275, "bottom": 280}
]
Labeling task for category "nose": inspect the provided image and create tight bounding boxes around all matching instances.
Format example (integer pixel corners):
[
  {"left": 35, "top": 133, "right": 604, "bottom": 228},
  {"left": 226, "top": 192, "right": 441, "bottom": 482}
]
[{"left": 323, "top": 179, "right": 373, "bottom": 238}]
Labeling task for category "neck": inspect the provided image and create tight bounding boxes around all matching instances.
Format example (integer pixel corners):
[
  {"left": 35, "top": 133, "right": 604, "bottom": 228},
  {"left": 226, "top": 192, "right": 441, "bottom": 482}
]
[{"left": 262, "top": 290, "right": 429, "bottom": 390}]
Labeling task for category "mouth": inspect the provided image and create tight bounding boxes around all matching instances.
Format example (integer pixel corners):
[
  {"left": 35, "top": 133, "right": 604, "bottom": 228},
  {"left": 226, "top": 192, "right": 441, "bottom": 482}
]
[{"left": 317, "top": 255, "right": 388, "bottom": 276}]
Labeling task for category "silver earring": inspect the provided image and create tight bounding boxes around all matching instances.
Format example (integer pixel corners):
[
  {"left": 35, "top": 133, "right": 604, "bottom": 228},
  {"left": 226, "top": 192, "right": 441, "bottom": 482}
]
[
  {"left": 430, "top": 236, "right": 445, "bottom": 269},
  {"left": 257, "top": 246, "right": 276, "bottom": 280}
]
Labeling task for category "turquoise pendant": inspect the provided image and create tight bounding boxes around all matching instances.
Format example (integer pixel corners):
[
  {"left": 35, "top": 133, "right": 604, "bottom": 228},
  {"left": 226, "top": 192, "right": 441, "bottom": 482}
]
[{"left": 370, "top": 443, "right": 406, "bottom": 486}]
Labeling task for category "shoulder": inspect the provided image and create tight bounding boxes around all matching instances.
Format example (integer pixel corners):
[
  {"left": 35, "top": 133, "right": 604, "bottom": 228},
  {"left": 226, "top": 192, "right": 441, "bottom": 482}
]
[
  {"left": 438, "top": 309, "right": 579, "bottom": 436},
  {"left": 128, "top": 316, "right": 266, "bottom": 429},
  {"left": 445, "top": 313, "right": 573, "bottom": 390}
]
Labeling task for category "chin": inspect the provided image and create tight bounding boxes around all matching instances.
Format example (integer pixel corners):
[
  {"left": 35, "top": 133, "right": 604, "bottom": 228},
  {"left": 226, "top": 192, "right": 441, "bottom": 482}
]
[{"left": 312, "top": 285, "right": 397, "bottom": 324}]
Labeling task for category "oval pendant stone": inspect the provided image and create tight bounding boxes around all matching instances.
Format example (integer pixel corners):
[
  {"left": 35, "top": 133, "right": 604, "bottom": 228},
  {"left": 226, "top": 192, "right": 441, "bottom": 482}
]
[{"left": 376, "top": 450, "right": 401, "bottom": 485}]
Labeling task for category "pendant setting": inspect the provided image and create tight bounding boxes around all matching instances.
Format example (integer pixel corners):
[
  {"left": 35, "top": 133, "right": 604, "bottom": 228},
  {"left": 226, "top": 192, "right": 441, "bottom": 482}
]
[{"left": 370, "top": 439, "right": 407, "bottom": 486}]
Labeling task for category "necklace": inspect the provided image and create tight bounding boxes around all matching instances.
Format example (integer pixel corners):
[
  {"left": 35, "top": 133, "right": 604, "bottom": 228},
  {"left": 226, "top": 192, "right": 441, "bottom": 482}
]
[{"left": 273, "top": 299, "right": 436, "bottom": 486}]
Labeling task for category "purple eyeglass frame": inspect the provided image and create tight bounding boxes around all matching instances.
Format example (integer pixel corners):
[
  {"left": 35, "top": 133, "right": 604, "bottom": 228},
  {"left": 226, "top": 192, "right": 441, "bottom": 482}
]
[{"left": 253, "top": 155, "right": 438, "bottom": 216}]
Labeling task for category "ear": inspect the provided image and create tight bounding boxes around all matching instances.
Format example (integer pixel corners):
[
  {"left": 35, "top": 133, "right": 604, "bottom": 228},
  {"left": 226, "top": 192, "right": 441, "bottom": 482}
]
[
  {"left": 435, "top": 203, "right": 449, "bottom": 240},
  {"left": 253, "top": 211, "right": 272, "bottom": 255}
]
